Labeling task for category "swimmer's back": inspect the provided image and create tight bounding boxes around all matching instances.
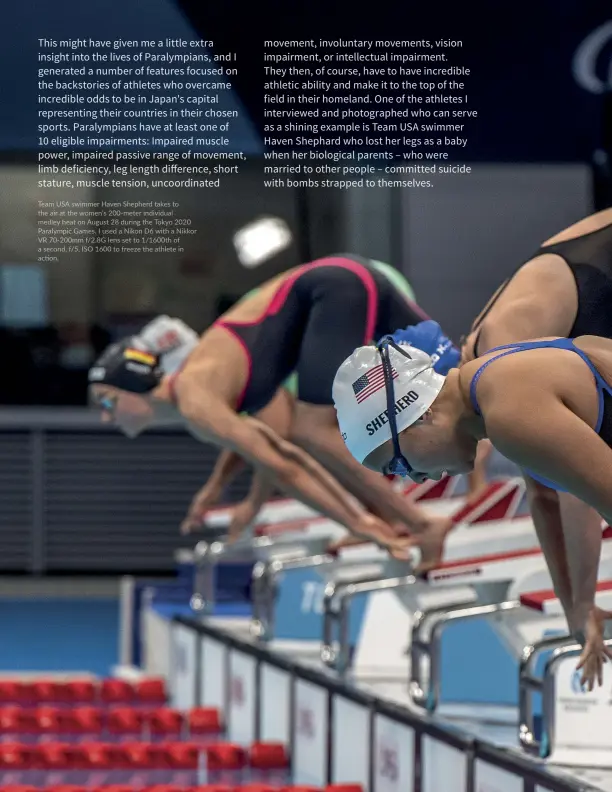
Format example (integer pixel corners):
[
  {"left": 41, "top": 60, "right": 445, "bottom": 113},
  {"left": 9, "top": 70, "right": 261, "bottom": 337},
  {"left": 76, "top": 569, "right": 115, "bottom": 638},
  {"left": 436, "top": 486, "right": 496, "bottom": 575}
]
[
  {"left": 462, "top": 335, "right": 612, "bottom": 433},
  {"left": 222, "top": 255, "right": 417, "bottom": 324},
  {"left": 233, "top": 258, "right": 416, "bottom": 400},
  {"left": 467, "top": 208, "right": 612, "bottom": 358},
  {"left": 222, "top": 268, "right": 299, "bottom": 324}
]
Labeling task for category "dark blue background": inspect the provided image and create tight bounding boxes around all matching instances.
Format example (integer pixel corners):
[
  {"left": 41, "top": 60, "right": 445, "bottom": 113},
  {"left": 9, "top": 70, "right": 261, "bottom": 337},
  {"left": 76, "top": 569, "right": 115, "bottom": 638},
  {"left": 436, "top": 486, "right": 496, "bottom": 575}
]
[{"left": 3, "top": 1, "right": 611, "bottom": 159}]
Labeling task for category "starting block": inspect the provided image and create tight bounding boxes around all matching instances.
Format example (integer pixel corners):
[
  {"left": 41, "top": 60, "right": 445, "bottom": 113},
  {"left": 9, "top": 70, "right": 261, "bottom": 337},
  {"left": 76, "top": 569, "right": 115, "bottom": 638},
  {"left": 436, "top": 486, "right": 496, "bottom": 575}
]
[
  {"left": 189, "top": 516, "right": 344, "bottom": 614},
  {"left": 319, "top": 478, "right": 538, "bottom": 679},
  {"left": 519, "top": 579, "right": 612, "bottom": 767},
  {"left": 409, "top": 528, "right": 612, "bottom": 715},
  {"left": 188, "top": 474, "right": 467, "bottom": 631},
  {"left": 186, "top": 474, "right": 467, "bottom": 670}
]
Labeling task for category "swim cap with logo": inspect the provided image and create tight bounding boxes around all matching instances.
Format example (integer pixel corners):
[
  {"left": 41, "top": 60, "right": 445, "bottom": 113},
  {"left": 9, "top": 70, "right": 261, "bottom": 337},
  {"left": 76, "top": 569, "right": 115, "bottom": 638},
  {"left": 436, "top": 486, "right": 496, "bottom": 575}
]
[
  {"left": 333, "top": 343, "right": 445, "bottom": 464},
  {"left": 88, "top": 338, "right": 162, "bottom": 394},
  {"left": 88, "top": 316, "right": 199, "bottom": 394}
]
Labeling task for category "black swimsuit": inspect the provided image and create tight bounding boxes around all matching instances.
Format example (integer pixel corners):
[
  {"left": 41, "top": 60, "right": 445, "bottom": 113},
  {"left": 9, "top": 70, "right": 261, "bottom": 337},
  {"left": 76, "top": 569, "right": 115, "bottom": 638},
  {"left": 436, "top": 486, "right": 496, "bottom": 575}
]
[
  {"left": 472, "top": 220, "right": 612, "bottom": 357},
  {"left": 215, "top": 255, "right": 429, "bottom": 413},
  {"left": 469, "top": 220, "right": 612, "bottom": 488}
]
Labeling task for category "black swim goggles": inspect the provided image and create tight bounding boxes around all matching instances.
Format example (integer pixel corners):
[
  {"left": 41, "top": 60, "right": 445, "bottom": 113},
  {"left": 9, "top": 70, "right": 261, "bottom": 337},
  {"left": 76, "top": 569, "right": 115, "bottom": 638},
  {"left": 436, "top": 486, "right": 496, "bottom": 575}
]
[{"left": 377, "top": 336, "right": 419, "bottom": 480}]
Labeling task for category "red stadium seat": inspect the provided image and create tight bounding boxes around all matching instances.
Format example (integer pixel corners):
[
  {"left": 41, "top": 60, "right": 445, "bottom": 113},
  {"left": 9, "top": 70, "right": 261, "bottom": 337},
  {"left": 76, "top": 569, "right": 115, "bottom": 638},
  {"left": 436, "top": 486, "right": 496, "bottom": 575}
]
[
  {"left": 100, "top": 681, "right": 136, "bottom": 705},
  {"left": 34, "top": 707, "right": 64, "bottom": 736},
  {"left": 31, "top": 682, "right": 69, "bottom": 704},
  {"left": 0, "top": 683, "right": 27, "bottom": 705},
  {"left": 188, "top": 708, "right": 223, "bottom": 735},
  {"left": 0, "top": 786, "right": 38, "bottom": 792},
  {"left": 73, "top": 742, "right": 119, "bottom": 770},
  {"left": 92, "top": 787, "right": 135, "bottom": 792},
  {"left": 118, "top": 741, "right": 156, "bottom": 769},
  {"left": 146, "top": 709, "right": 183, "bottom": 738},
  {"left": 239, "top": 786, "right": 277, "bottom": 792},
  {"left": 46, "top": 785, "right": 88, "bottom": 792},
  {"left": 69, "top": 707, "right": 104, "bottom": 736},
  {"left": 0, "top": 707, "right": 32, "bottom": 737},
  {"left": 205, "top": 743, "right": 247, "bottom": 771},
  {"left": 326, "top": 786, "right": 364, "bottom": 792},
  {"left": 92, "top": 786, "right": 135, "bottom": 792},
  {"left": 249, "top": 743, "right": 289, "bottom": 769},
  {"left": 36, "top": 741, "right": 73, "bottom": 768},
  {"left": 162, "top": 741, "right": 200, "bottom": 769},
  {"left": 0, "top": 743, "right": 31, "bottom": 769},
  {"left": 282, "top": 787, "right": 322, "bottom": 792},
  {"left": 135, "top": 679, "right": 166, "bottom": 705},
  {"left": 190, "top": 787, "right": 236, "bottom": 792},
  {"left": 142, "top": 785, "right": 184, "bottom": 792},
  {"left": 64, "top": 681, "right": 97, "bottom": 705},
  {"left": 107, "top": 708, "right": 144, "bottom": 738}
]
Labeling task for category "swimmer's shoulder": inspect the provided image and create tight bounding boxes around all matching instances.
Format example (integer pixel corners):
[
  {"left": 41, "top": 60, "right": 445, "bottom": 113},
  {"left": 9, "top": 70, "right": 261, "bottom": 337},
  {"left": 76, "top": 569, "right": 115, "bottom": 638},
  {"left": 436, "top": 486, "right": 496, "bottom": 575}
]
[{"left": 460, "top": 339, "right": 580, "bottom": 417}]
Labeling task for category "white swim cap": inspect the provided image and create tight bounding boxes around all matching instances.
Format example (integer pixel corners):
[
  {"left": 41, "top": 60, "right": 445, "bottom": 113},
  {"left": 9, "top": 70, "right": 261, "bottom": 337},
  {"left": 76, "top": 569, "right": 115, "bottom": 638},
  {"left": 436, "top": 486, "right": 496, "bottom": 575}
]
[
  {"left": 137, "top": 315, "right": 199, "bottom": 374},
  {"left": 333, "top": 343, "right": 445, "bottom": 464}
]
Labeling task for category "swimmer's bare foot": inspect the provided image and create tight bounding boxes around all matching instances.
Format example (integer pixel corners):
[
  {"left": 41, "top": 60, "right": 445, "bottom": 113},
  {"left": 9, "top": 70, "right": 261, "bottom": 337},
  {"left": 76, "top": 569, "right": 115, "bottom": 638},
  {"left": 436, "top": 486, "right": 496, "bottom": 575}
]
[
  {"left": 225, "top": 500, "right": 258, "bottom": 544},
  {"left": 180, "top": 483, "right": 222, "bottom": 535},
  {"left": 411, "top": 515, "right": 454, "bottom": 574}
]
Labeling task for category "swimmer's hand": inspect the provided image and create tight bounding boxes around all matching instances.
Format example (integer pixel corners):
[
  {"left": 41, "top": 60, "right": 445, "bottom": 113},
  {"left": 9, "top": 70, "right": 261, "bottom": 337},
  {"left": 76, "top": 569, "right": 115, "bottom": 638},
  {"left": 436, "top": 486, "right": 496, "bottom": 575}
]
[
  {"left": 575, "top": 606, "right": 612, "bottom": 691},
  {"left": 180, "top": 482, "right": 223, "bottom": 535},
  {"left": 352, "top": 514, "right": 415, "bottom": 562},
  {"left": 407, "top": 514, "right": 454, "bottom": 575}
]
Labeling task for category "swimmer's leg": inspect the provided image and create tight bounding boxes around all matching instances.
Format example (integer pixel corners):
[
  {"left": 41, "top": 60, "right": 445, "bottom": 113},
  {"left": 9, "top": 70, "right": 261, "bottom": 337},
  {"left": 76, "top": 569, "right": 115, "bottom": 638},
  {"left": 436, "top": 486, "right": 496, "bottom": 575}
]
[{"left": 227, "top": 388, "right": 295, "bottom": 541}]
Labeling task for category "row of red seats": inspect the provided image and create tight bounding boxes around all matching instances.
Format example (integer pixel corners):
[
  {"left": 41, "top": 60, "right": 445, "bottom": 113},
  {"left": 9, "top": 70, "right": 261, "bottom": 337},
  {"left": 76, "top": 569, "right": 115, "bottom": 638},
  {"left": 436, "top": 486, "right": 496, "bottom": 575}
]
[
  {"left": 0, "top": 786, "right": 362, "bottom": 792},
  {"left": 0, "top": 742, "right": 288, "bottom": 770},
  {"left": 0, "top": 708, "right": 222, "bottom": 738},
  {"left": 0, "top": 682, "right": 166, "bottom": 706}
]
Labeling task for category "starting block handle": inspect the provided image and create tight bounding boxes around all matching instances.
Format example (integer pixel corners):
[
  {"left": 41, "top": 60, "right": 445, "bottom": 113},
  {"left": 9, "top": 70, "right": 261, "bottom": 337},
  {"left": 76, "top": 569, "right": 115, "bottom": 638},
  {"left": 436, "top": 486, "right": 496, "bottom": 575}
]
[
  {"left": 517, "top": 633, "right": 578, "bottom": 755},
  {"left": 190, "top": 535, "right": 275, "bottom": 613},
  {"left": 321, "top": 574, "right": 417, "bottom": 675},
  {"left": 190, "top": 531, "right": 335, "bottom": 613},
  {"left": 250, "top": 552, "right": 336, "bottom": 642},
  {"left": 409, "top": 600, "right": 522, "bottom": 712},
  {"left": 540, "top": 638, "right": 612, "bottom": 761}
]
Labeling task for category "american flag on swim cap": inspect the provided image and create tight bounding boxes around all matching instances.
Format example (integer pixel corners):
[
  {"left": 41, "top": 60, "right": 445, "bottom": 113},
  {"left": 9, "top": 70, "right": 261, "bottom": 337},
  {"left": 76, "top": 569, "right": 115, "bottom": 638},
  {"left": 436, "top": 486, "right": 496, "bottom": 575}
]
[{"left": 352, "top": 363, "right": 397, "bottom": 403}]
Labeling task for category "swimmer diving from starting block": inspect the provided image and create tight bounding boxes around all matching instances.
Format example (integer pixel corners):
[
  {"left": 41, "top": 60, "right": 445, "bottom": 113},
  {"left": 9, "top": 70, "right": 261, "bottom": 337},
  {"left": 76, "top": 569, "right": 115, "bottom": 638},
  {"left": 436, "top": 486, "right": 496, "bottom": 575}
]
[
  {"left": 455, "top": 208, "right": 612, "bottom": 688},
  {"left": 88, "top": 255, "right": 455, "bottom": 565},
  {"left": 178, "top": 261, "right": 491, "bottom": 546},
  {"left": 335, "top": 214, "right": 612, "bottom": 690}
]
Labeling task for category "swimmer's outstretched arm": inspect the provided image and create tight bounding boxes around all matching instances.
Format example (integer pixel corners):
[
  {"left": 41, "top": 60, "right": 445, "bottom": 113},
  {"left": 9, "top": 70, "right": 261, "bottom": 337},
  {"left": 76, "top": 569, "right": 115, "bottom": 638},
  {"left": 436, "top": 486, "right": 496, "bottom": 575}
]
[
  {"left": 176, "top": 381, "right": 407, "bottom": 552},
  {"left": 487, "top": 400, "right": 612, "bottom": 634},
  {"left": 205, "top": 386, "right": 293, "bottom": 496}
]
